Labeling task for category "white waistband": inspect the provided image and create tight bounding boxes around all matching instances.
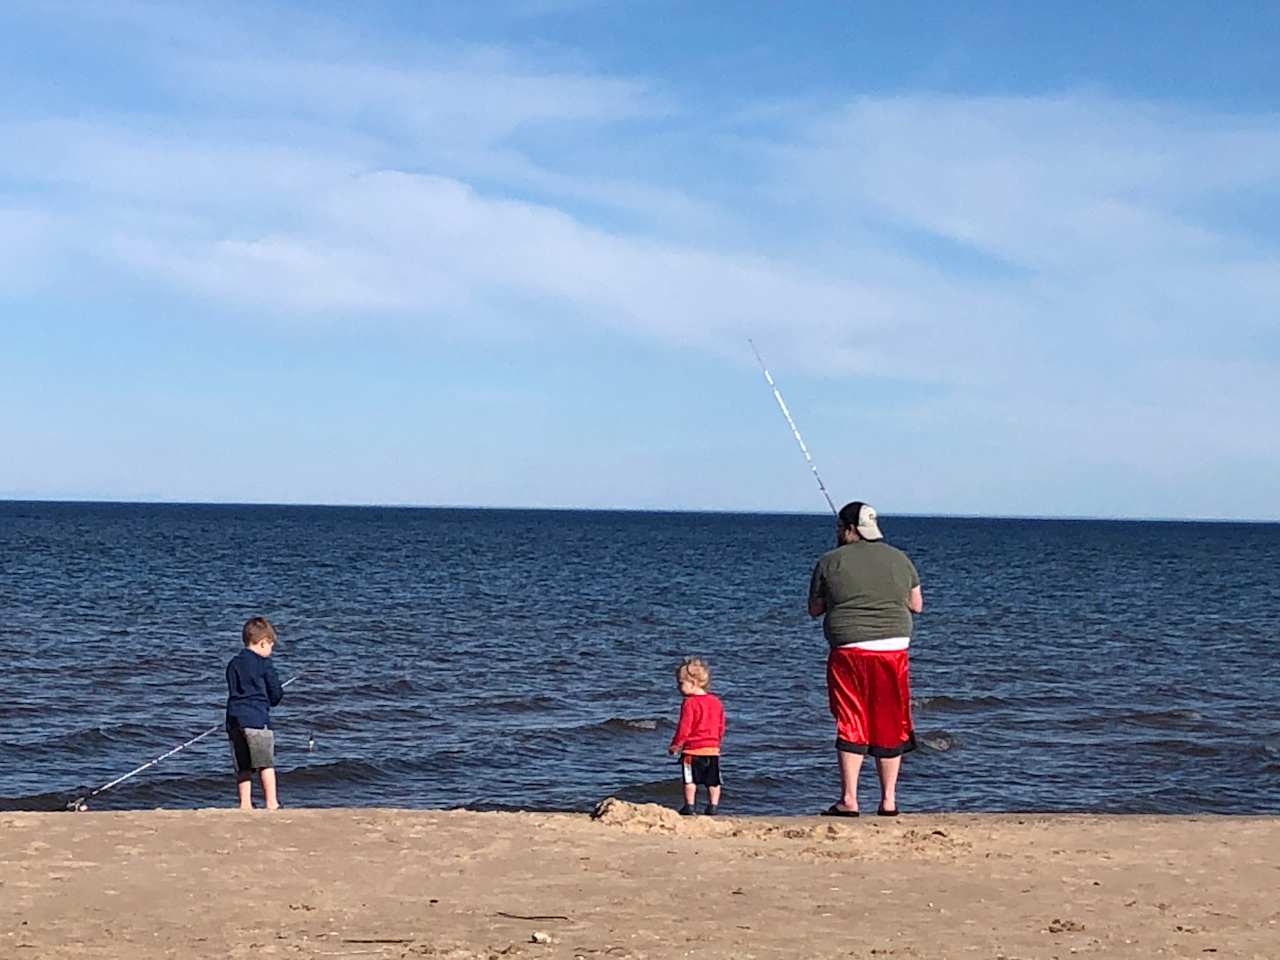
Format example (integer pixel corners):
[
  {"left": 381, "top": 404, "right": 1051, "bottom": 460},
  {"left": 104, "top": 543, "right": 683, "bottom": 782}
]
[{"left": 839, "top": 637, "right": 910, "bottom": 652}]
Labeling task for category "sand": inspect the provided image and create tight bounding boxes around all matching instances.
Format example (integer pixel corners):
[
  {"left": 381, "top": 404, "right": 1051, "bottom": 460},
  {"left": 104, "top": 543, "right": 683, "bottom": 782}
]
[{"left": 2, "top": 801, "right": 1277, "bottom": 959}]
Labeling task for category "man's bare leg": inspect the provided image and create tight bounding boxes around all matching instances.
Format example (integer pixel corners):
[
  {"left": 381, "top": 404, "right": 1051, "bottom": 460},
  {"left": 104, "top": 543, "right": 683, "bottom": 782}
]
[
  {"left": 837, "top": 750, "right": 863, "bottom": 811},
  {"left": 683, "top": 782, "right": 696, "bottom": 807},
  {"left": 260, "top": 768, "right": 279, "bottom": 810},
  {"left": 875, "top": 755, "right": 901, "bottom": 812},
  {"left": 236, "top": 771, "right": 253, "bottom": 809}
]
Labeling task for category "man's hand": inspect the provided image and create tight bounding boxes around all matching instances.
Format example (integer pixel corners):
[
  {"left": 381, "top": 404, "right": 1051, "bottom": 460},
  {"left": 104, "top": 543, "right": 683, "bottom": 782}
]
[
  {"left": 668, "top": 744, "right": 682, "bottom": 757},
  {"left": 908, "top": 585, "right": 923, "bottom": 614}
]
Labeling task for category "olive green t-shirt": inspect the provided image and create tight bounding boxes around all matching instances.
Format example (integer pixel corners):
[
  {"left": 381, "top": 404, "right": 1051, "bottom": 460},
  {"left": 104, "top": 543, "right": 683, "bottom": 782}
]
[{"left": 809, "top": 540, "right": 920, "bottom": 647}]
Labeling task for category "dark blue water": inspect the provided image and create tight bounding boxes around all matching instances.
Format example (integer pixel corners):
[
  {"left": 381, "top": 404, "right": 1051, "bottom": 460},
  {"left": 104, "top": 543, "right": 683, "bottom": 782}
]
[{"left": 1, "top": 501, "right": 1277, "bottom": 814}]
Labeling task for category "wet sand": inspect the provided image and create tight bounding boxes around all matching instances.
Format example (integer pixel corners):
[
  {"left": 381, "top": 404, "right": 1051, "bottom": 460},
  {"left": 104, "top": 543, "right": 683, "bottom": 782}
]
[{"left": 3, "top": 801, "right": 1277, "bottom": 959}]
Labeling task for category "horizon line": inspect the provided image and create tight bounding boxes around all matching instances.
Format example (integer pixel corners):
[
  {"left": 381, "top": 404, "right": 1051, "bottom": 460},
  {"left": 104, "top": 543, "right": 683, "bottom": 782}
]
[{"left": 1, "top": 496, "right": 1276, "bottom": 526}]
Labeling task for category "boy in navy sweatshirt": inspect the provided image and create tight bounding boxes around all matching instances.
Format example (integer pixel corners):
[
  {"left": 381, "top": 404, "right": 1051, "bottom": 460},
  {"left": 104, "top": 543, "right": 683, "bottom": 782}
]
[
  {"left": 225, "top": 617, "right": 285, "bottom": 809},
  {"left": 667, "top": 657, "right": 726, "bottom": 816}
]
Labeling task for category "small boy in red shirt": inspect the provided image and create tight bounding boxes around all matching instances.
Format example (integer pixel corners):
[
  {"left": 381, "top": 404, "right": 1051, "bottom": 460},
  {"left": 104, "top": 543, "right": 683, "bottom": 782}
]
[{"left": 667, "top": 656, "right": 726, "bottom": 816}]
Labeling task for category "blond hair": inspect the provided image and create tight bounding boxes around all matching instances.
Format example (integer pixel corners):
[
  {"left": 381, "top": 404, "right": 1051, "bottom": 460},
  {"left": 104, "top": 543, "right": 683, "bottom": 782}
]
[
  {"left": 676, "top": 656, "right": 711, "bottom": 689},
  {"left": 242, "top": 616, "right": 277, "bottom": 648}
]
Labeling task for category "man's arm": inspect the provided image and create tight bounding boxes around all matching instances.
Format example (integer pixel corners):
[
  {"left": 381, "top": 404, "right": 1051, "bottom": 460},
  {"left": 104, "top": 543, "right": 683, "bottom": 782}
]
[
  {"left": 907, "top": 585, "right": 923, "bottom": 614},
  {"left": 807, "top": 562, "right": 826, "bottom": 618}
]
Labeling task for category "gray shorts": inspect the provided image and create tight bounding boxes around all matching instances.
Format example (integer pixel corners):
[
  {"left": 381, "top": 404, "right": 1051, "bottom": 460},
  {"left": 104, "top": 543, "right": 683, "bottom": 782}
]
[{"left": 228, "top": 727, "right": 275, "bottom": 773}]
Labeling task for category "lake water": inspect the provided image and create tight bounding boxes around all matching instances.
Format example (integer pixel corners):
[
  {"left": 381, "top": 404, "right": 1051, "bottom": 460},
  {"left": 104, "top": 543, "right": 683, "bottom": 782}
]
[{"left": 1, "top": 501, "right": 1277, "bottom": 814}]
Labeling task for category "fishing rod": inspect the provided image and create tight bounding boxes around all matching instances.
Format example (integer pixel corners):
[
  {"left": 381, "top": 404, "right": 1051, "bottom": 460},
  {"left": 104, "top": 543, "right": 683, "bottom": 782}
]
[
  {"left": 748, "top": 339, "right": 838, "bottom": 516},
  {"left": 67, "top": 675, "right": 302, "bottom": 811}
]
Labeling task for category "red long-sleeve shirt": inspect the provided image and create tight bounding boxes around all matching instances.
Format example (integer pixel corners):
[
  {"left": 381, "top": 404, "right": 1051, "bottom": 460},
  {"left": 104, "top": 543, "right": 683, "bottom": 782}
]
[{"left": 669, "top": 692, "right": 725, "bottom": 753}]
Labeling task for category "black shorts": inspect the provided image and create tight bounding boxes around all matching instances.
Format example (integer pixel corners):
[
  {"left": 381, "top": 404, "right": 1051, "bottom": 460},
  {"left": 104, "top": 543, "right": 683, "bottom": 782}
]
[{"left": 681, "top": 755, "right": 722, "bottom": 787}]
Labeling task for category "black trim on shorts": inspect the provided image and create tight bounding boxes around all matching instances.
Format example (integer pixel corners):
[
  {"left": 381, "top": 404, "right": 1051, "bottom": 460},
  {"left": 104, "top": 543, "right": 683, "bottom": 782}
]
[{"left": 835, "top": 732, "right": 917, "bottom": 758}]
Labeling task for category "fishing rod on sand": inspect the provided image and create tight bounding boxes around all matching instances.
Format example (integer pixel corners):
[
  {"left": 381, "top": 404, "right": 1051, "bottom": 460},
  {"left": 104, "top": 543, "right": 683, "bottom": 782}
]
[
  {"left": 66, "top": 675, "right": 302, "bottom": 811},
  {"left": 748, "top": 339, "right": 839, "bottom": 517}
]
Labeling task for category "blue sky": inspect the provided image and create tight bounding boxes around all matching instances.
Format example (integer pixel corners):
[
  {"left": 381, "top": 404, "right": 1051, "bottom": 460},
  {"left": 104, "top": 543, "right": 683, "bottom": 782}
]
[{"left": 1, "top": 1, "right": 1277, "bottom": 519}]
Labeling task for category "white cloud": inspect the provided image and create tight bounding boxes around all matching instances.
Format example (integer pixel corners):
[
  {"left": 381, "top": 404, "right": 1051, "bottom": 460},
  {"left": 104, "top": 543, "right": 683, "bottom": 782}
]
[
  {"left": 5, "top": 91, "right": 1279, "bottom": 391},
  {"left": 781, "top": 95, "right": 1280, "bottom": 271}
]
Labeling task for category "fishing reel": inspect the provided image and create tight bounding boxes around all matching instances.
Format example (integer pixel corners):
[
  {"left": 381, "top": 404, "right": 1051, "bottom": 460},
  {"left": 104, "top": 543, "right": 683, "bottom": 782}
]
[{"left": 66, "top": 798, "right": 89, "bottom": 812}]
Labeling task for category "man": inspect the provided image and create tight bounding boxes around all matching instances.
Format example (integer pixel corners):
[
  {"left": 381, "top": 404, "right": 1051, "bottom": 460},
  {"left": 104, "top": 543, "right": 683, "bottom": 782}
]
[{"left": 808, "top": 501, "right": 923, "bottom": 817}]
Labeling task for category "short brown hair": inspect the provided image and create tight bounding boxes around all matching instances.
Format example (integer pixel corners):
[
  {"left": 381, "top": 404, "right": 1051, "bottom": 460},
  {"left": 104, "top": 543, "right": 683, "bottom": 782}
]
[
  {"left": 242, "top": 616, "right": 276, "bottom": 647},
  {"left": 676, "top": 656, "right": 711, "bottom": 689}
]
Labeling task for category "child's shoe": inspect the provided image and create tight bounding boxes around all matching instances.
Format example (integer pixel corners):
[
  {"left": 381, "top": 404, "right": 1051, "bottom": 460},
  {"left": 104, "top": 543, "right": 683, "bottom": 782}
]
[
  {"left": 677, "top": 804, "right": 696, "bottom": 816},
  {"left": 704, "top": 803, "right": 718, "bottom": 816}
]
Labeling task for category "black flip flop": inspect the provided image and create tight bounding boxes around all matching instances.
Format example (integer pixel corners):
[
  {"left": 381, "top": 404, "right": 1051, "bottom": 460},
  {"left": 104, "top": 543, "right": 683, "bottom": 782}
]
[
  {"left": 876, "top": 806, "right": 899, "bottom": 817},
  {"left": 821, "top": 804, "right": 860, "bottom": 818}
]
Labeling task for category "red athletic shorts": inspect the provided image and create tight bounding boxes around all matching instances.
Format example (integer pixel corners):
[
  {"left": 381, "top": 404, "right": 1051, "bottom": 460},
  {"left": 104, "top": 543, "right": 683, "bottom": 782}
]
[{"left": 826, "top": 646, "right": 916, "bottom": 757}]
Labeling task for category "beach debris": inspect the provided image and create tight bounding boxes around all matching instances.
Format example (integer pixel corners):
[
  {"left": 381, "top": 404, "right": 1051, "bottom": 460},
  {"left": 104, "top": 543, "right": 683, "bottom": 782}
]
[
  {"left": 530, "top": 931, "right": 553, "bottom": 944},
  {"left": 591, "top": 796, "right": 623, "bottom": 820},
  {"left": 1046, "top": 918, "right": 1086, "bottom": 934},
  {"left": 496, "top": 912, "right": 570, "bottom": 921}
]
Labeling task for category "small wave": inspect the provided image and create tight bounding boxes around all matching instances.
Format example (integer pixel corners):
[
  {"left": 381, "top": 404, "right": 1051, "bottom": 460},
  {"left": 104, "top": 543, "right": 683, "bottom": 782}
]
[
  {"left": 0, "top": 789, "right": 78, "bottom": 812},
  {"left": 281, "top": 757, "right": 419, "bottom": 785},
  {"left": 0, "top": 703, "right": 47, "bottom": 721},
  {"left": 1126, "top": 708, "right": 1203, "bottom": 726},
  {"left": 595, "top": 717, "right": 671, "bottom": 734},
  {"left": 612, "top": 777, "right": 700, "bottom": 805},
  {"left": 1136, "top": 738, "right": 1223, "bottom": 759},
  {"left": 912, "top": 695, "right": 1007, "bottom": 713},
  {"left": 1059, "top": 708, "right": 1206, "bottom": 733},
  {"left": 339, "top": 677, "right": 418, "bottom": 699},
  {"left": 918, "top": 730, "right": 959, "bottom": 753},
  {"left": 57, "top": 756, "right": 423, "bottom": 810},
  {"left": 752, "top": 605, "right": 805, "bottom": 626},
  {"left": 2, "top": 722, "right": 157, "bottom": 751},
  {"left": 449, "top": 799, "right": 581, "bottom": 814},
  {"left": 453, "top": 694, "right": 564, "bottom": 713}
]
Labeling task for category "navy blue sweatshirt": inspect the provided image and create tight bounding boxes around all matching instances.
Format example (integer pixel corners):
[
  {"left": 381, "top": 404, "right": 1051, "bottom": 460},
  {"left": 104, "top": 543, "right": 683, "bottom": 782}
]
[{"left": 225, "top": 648, "right": 284, "bottom": 731}]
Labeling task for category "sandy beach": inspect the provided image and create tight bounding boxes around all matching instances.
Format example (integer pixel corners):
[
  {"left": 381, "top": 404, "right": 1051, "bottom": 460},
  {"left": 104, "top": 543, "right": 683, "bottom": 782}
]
[{"left": 2, "top": 801, "right": 1277, "bottom": 959}]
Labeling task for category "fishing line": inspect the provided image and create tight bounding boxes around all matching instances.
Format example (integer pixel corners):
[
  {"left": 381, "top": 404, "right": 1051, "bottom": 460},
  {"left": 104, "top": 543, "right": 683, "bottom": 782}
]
[
  {"left": 748, "top": 339, "right": 838, "bottom": 516},
  {"left": 67, "top": 675, "right": 302, "bottom": 811}
]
